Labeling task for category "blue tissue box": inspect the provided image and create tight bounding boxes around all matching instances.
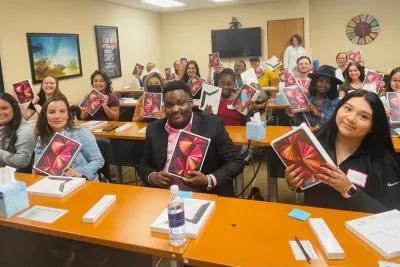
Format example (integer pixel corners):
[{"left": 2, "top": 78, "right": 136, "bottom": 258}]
[
  {"left": 275, "top": 93, "right": 287, "bottom": 105},
  {"left": 246, "top": 121, "right": 266, "bottom": 141},
  {"left": 0, "top": 182, "right": 30, "bottom": 218}
]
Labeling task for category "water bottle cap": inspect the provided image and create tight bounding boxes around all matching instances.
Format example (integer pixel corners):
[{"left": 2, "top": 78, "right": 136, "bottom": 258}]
[{"left": 170, "top": 185, "right": 179, "bottom": 195}]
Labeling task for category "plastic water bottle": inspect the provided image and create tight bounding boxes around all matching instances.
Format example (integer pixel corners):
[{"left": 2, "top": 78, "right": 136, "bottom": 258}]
[{"left": 168, "top": 185, "right": 186, "bottom": 247}]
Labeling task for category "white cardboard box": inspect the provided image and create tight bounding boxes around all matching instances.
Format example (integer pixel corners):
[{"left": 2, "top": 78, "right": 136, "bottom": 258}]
[
  {"left": 27, "top": 176, "right": 86, "bottom": 199},
  {"left": 82, "top": 195, "right": 116, "bottom": 223},
  {"left": 345, "top": 210, "right": 400, "bottom": 259},
  {"left": 150, "top": 198, "right": 215, "bottom": 239},
  {"left": 309, "top": 218, "right": 345, "bottom": 260}
]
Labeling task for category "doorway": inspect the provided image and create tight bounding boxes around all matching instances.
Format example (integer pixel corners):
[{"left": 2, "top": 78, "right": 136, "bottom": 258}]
[{"left": 267, "top": 18, "right": 305, "bottom": 62}]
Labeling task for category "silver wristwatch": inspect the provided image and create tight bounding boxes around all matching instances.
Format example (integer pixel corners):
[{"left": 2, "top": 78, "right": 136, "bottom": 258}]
[{"left": 206, "top": 175, "right": 213, "bottom": 191}]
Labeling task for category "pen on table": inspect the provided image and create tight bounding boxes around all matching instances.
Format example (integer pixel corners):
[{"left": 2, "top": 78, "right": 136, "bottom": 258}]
[{"left": 295, "top": 236, "right": 311, "bottom": 263}]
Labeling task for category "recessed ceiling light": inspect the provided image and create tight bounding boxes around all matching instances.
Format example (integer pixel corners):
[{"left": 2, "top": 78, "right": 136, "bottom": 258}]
[{"left": 141, "top": 0, "right": 185, "bottom": 8}]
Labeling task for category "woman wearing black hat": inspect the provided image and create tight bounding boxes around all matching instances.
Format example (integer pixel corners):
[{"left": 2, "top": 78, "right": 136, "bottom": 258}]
[{"left": 285, "top": 65, "right": 343, "bottom": 127}]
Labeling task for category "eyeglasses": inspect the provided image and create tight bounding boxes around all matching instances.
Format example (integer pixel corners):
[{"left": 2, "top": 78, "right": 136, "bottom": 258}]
[{"left": 391, "top": 79, "right": 400, "bottom": 84}]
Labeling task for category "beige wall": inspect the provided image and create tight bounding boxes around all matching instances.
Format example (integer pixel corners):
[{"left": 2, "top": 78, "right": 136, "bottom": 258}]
[
  {"left": 0, "top": 0, "right": 162, "bottom": 103},
  {"left": 1, "top": 0, "right": 398, "bottom": 102},
  {"left": 161, "top": 0, "right": 310, "bottom": 77},
  {"left": 310, "top": 0, "right": 400, "bottom": 72}
]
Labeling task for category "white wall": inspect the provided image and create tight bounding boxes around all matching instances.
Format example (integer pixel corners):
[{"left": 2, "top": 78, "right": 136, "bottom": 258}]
[
  {"left": 310, "top": 0, "right": 400, "bottom": 72},
  {"left": 161, "top": 0, "right": 310, "bottom": 76}
]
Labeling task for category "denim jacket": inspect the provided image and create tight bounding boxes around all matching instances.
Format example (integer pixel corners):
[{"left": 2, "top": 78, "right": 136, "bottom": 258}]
[
  {"left": 294, "top": 96, "right": 339, "bottom": 127},
  {"left": 34, "top": 127, "right": 104, "bottom": 181}
]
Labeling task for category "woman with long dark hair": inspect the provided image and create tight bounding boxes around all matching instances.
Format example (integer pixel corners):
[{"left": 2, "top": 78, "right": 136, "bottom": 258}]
[
  {"left": 80, "top": 70, "right": 120, "bottom": 121},
  {"left": 285, "top": 90, "right": 400, "bottom": 213},
  {"left": 20, "top": 75, "right": 62, "bottom": 120},
  {"left": 286, "top": 65, "right": 342, "bottom": 127},
  {"left": 181, "top": 60, "right": 202, "bottom": 99},
  {"left": 338, "top": 62, "right": 365, "bottom": 98},
  {"left": 35, "top": 95, "right": 104, "bottom": 180},
  {"left": 0, "top": 93, "right": 35, "bottom": 169},
  {"left": 385, "top": 67, "right": 400, "bottom": 119}
]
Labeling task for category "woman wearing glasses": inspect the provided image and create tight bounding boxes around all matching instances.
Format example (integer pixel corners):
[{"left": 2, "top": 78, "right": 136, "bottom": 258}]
[{"left": 384, "top": 67, "right": 400, "bottom": 119}]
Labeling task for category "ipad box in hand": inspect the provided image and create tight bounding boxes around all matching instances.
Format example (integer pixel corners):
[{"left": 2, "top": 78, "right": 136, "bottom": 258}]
[
  {"left": 166, "top": 130, "right": 210, "bottom": 179},
  {"left": 33, "top": 133, "right": 82, "bottom": 177},
  {"left": 271, "top": 123, "right": 336, "bottom": 190}
]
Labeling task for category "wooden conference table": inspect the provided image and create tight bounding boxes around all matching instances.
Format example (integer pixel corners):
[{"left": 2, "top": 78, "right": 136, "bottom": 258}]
[
  {"left": 183, "top": 197, "right": 400, "bottom": 267},
  {"left": 0, "top": 174, "right": 216, "bottom": 264},
  {"left": 3, "top": 174, "right": 399, "bottom": 267},
  {"left": 77, "top": 121, "right": 400, "bottom": 201}
]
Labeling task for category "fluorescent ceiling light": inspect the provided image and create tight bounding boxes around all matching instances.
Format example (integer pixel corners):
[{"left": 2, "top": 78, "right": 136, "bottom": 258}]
[{"left": 141, "top": 0, "right": 185, "bottom": 8}]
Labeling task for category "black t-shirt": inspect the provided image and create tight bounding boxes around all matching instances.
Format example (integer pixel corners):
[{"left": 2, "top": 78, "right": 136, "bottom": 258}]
[
  {"left": 27, "top": 95, "right": 46, "bottom": 110},
  {"left": 304, "top": 136, "right": 400, "bottom": 213}
]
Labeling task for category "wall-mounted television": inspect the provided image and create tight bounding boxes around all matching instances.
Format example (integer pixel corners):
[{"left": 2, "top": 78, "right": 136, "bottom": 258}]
[{"left": 211, "top": 27, "right": 262, "bottom": 58}]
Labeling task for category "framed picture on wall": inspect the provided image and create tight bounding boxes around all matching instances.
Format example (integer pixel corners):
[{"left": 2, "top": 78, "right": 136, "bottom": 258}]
[
  {"left": 0, "top": 57, "right": 4, "bottom": 93},
  {"left": 26, "top": 33, "right": 83, "bottom": 84},
  {"left": 94, "top": 26, "right": 122, "bottom": 79}
]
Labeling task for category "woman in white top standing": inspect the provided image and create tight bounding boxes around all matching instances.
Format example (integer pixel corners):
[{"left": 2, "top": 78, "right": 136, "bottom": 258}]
[
  {"left": 335, "top": 52, "right": 348, "bottom": 82},
  {"left": 283, "top": 34, "right": 306, "bottom": 74}
]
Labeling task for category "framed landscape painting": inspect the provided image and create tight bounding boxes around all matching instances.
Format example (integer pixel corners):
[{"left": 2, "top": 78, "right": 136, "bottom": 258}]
[
  {"left": 27, "top": 33, "right": 83, "bottom": 84},
  {"left": 95, "top": 26, "right": 122, "bottom": 78}
]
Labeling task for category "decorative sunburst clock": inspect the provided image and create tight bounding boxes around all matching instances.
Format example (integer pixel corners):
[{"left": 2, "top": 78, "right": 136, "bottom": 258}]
[{"left": 346, "top": 14, "right": 380, "bottom": 45}]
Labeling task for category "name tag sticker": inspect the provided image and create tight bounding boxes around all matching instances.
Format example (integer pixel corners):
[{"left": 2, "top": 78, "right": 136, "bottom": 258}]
[
  {"left": 347, "top": 169, "right": 368, "bottom": 188},
  {"left": 227, "top": 105, "right": 235, "bottom": 110}
]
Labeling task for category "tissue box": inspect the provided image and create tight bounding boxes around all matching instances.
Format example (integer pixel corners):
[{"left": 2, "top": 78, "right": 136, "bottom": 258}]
[
  {"left": 0, "top": 182, "right": 30, "bottom": 218},
  {"left": 275, "top": 93, "right": 287, "bottom": 105},
  {"left": 246, "top": 121, "right": 266, "bottom": 141}
]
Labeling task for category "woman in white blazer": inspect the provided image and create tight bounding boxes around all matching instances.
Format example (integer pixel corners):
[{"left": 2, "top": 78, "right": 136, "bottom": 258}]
[{"left": 283, "top": 34, "right": 306, "bottom": 74}]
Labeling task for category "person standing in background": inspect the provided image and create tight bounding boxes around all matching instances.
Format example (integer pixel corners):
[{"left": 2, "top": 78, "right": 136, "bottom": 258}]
[{"left": 283, "top": 34, "right": 306, "bottom": 74}]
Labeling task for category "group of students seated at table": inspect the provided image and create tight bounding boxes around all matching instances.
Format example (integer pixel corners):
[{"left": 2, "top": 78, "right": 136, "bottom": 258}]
[{"left": 1, "top": 53, "right": 400, "bottom": 215}]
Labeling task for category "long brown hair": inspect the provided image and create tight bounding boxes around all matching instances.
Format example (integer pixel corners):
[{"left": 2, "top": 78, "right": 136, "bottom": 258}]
[
  {"left": 144, "top": 72, "right": 166, "bottom": 92},
  {"left": 36, "top": 94, "right": 74, "bottom": 146},
  {"left": 38, "top": 75, "right": 62, "bottom": 100}
]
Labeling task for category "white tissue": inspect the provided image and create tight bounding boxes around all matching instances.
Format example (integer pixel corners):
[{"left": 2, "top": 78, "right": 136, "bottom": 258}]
[
  {"left": 0, "top": 166, "right": 17, "bottom": 188},
  {"left": 250, "top": 112, "right": 262, "bottom": 123}
]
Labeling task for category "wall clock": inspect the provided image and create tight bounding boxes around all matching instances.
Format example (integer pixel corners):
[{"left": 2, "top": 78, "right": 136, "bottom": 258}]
[{"left": 346, "top": 14, "right": 380, "bottom": 45}]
